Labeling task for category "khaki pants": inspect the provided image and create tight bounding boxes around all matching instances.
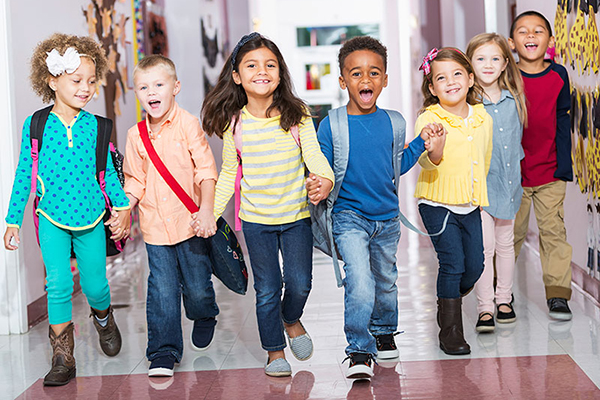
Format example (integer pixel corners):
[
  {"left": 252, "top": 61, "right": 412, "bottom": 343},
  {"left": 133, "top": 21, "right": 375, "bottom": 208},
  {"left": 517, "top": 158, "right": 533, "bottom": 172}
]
[{"left": 514, "top": 180, "right": 573, "bottom": 300}]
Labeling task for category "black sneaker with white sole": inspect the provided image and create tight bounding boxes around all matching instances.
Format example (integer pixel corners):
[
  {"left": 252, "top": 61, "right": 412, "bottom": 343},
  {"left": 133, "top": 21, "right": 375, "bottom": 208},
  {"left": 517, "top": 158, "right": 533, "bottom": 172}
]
[
  {"left": 374, "top": 333, "right": 399, "bottom": 359},
  {"left": 547, "top": 298, "right": 572, "bottom": 321},
  {"left": 345, "top": 353, "right": 374, "bottom": 379}
]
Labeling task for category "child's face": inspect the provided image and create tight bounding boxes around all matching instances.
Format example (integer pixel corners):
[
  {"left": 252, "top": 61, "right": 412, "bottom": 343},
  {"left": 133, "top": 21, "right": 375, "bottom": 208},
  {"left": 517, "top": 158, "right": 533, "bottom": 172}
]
[
  {"left": 339, "top": 50, "right": 387, "bottom": 115},
  {"left": 470, "top": 42, "right": 507, "bottom": 88},
  {"left": 509, "top": 15, "right": 554, "bottom": 63},
  {"left": 232, "top": 47, "right": 280, "bottom": 102},
  {"left": 134, "top": 66, "right": 180, "bottom": 124},
  {"left": 428, "top": 60, "right": 474, "bottom": 110},
  {"left": 49, "top": 57, "right": 97, "bottom": 112}
]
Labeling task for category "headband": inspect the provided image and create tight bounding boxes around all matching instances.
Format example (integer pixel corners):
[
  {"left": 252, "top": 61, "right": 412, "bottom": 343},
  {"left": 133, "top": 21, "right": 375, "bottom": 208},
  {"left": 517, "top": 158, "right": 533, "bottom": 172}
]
[
  {"left": 419, "top": 48, "right": 438, "bottom": 76},
  {"left": 231, "top": 32, "right": 261, "bottom": 69},
  {"left": 46, "top": 47, "right": 88, "bottom": 76}
]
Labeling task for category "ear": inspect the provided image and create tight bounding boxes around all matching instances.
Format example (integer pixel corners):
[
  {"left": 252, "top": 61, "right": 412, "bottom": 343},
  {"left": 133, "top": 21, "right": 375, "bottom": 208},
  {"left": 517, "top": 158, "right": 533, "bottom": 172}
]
[
  {"left": 232, "top": 70, "right": 241, "bottom": 85},
  {"left": 548, "top": 36, "right": 556, "bottom": 49},
  {"left": 428, "top": 82, "right": 436, "bottom": 97},
  {"left": 501, "top": 58, "right": 509, "bottom": 72},
  {"left": 48, "top": 76, "right": 57, "bottom": 91},
  {"left": 338, "top": 75, "right": 347, "bottom": 90},
  {"left": 468, "top": 72, "right": 474, "bottom": 88},
  {"left": 507, "top": 37, "right": 516, "bottom": 51},
  {"left": 173, "top": 80, "right": 181, "bottom": 96},
  {"left": 383, "top": 73, "right": 388, "bottom": 88}
]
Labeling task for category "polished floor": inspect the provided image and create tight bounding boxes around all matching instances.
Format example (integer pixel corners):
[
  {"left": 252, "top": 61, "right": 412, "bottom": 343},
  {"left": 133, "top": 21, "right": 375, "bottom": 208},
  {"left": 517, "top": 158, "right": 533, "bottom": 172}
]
[{"left": 4, "top": 197, "right": 600, "bottom": 399}]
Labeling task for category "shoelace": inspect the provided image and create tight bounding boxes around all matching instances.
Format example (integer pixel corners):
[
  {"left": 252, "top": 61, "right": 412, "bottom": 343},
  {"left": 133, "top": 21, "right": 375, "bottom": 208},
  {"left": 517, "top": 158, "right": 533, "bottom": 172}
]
[{"left": 376, "top": 331, "right": 403, "bottom": 346}]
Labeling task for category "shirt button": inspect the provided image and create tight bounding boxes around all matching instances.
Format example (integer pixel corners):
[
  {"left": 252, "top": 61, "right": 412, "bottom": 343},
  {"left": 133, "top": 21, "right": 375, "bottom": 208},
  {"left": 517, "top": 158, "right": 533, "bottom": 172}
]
[
  {"left": 167, "top": 218, "right": 171, "bottom": 222},
  {"left": 474, "top": 178, "right": 478, "bottom": 182},
  {"left": 163, "top": 197, "right": 167, "bottom": 201},
  {"left": 158, "top": 135, "right": 161, "bottom": 139},
  {"left": 494, "top": 109, "right": 498, "bottom": 113},
  {"left": 473, "top": 161, "right": 479, "bottom": 165},
  {"left": 511, "top": 198, "right": 514, "bottom": 202},
  {"left": 468, "top": 136, "right": 473, "bottom": 141},
  {"left": 499, "top": 128, "right": 504, "bottom": 132},
  {"left": 504, "top": 146, "right": 508, "bottom": 149},
  {"left": 509, "top": 181, "right": 512, "bottom": 184},
  {"left": 473, "top": 198, "right": 478, "bottom": 202},
  {"left": 507, "top": 163, "right": 510, "bottom": 167}
]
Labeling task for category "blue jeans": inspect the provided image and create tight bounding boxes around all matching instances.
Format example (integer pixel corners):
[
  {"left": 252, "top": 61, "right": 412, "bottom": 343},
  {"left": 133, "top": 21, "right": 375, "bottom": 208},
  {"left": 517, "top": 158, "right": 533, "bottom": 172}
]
[
  {"left": 332, "top": 210, "right": 400, "bottom": 356},
  {"left": 145, "top": 235, "right": 219, "bottom": 362},
  {"left": 418, "top": 204, "right": 484, "bottom": 299},
  {"left": 242, "top": 218, "right": 313, "bottom": 351}
]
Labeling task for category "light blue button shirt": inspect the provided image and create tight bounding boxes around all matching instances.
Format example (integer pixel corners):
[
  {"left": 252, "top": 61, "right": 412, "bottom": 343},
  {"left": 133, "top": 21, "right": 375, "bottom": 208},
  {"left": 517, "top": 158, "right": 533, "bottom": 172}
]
[{"left": 482, "top": 90, "right": 524, "bottom": 220}]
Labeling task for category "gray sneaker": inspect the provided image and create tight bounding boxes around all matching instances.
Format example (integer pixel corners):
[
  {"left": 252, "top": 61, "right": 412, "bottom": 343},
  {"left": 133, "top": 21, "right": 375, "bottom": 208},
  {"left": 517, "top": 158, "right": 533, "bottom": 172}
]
[{"left": 286, "top": 321, "right": 313, "bottom": 361}]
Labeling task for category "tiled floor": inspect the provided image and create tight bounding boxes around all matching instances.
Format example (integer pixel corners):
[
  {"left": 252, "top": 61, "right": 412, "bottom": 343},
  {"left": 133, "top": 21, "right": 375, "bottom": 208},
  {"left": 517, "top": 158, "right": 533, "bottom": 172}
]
[{"left": 4, "top": 188, "right": 600, "bottom": 399}]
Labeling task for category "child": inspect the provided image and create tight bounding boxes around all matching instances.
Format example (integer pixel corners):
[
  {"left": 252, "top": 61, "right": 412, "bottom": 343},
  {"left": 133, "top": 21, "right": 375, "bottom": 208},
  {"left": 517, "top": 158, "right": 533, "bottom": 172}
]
[
  {"left": 509, "top": 11, "right": 574, "bottom": 321},
  {"left": 466, "top": 33, "right": 528, "bottom": 332},
  {"left": 311, "top": 36, "right": 445, "bottom": 379},
  {"left": 3, "top": 33, "right": 130, "bottom": 386},
  {"left": 123, "top": 55, "right": 219, "bottom": 377},
  {"left": 415, "top": 47, "right": 493, "bottom": 355},
  {"left": 201, "top": 33, "right": 334, "bottom": 377}
]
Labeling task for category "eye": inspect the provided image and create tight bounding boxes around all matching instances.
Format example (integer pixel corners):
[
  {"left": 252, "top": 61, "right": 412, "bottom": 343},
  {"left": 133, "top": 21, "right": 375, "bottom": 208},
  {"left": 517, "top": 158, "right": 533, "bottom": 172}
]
[
  {"left": 139, "top": 85, "right": 147, "bottom": 91},
  {"left": 157, "top": 83, "right": 163, "bottom": 87},
  {"left": 352, "top": 71, "right": 361, "bottom": 77},
  {"left": 247, "top": 63, "right": 255, "bottom": 68},
  {"left": 454, "top": 71, "right": 463, "bottom": 76},
  {"left": 267, "top": 63, "right": 277, "bottom": 68},
  {"left": 89, "top": 80, "right": 96, "bottom": 85},
  {"left": 370, "top": 71, "right": 379, "bottom": 77},
  {"left": 492, "top": 57, "right": 500, "bottom": 62},
  {"left": 436, "top": 75, "right": 445, "bottom": 82},
  {"left": 73, "top": 79, "right": 81, "bottom": 83},
  {"left": 476, "top": 57, "right": 484, "bottom": 62}
]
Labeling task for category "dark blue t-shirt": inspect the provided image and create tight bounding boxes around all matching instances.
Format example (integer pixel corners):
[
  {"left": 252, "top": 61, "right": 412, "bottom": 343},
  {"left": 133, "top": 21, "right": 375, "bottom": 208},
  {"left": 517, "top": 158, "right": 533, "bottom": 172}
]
[{"left": 317, "top": 108, "right": 424, "bottom": 220}]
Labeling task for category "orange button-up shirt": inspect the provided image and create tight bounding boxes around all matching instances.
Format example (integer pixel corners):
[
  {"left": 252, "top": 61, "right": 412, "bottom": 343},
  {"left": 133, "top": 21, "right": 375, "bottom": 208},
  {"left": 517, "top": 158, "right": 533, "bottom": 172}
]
[{"left": 123, "top": 103, "right": 218, "bottom": 245}]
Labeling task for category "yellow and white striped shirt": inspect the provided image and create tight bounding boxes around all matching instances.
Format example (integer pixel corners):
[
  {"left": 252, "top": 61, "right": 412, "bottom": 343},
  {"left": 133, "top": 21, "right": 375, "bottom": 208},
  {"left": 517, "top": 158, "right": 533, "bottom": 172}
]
[{"left": 214, "top": 106, "right": 334, "bottom": 225}]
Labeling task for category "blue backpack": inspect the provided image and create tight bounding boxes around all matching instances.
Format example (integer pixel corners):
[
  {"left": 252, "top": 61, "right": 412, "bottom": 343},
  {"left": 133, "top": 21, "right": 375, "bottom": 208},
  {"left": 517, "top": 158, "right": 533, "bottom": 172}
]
[{"left": 310, "top": 106, "right": 446, "bottom": 287}]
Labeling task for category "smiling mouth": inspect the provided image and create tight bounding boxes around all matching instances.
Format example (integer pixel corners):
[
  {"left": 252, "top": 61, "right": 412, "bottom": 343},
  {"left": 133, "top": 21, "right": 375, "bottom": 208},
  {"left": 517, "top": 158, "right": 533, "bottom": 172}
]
[
  {"left": 359, "top": 89, "right": 373, "bottom": 103},
  {"left": 254, "top": 79, "right": 270, "bottom": 84},
  {"left": 446, "top": 88, "right": 460, "bottom": 94},
  {"left": 149, "top": 100, "right": 161, "bottom": 109},
  {"left": 525, "top": 43, "right": 538, "bottom": 50}
]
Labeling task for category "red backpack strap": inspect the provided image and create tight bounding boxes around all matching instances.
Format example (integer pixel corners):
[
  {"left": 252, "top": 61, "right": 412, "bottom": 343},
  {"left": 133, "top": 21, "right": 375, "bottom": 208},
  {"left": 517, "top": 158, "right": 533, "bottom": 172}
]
[{"left": 137, "top": 121, "right": 199, "bottom": 214}]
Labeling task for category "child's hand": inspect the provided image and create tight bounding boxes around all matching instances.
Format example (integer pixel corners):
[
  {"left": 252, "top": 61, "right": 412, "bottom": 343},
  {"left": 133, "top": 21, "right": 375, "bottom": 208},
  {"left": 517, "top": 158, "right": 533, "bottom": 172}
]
[
  {"left": 419, "top": 122, "right": 445, "bottom": 141},
  {"left": 425, "top": 126, "right": 447, "bottom": 165},
  {"left": 4, "top": 227, "right": 20, "bottom": 250},
  {"left": 105, "top": 209, "right": 131, "bottom": 241},
  {"left": 190, "top": 208, "right": 217, "bottom": 238},
  {"left": 306, "top": 173, "right": 333, "bottom": 205}
]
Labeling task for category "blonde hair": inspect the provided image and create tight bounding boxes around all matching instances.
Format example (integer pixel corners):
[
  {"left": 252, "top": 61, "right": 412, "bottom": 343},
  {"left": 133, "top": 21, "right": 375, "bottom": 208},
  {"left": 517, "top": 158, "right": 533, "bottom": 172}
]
[
  {"left": 30, "top": 33, "right": 108, "bottom": 103},
  {"left": 133, "top": 54, "right": 178, "bottom": 81},
  {"left": 420, "top": 47, "right": 485, "bottom": 112},
  {"left": 466, "top": 33, "right": 528, "bottom": 126}
]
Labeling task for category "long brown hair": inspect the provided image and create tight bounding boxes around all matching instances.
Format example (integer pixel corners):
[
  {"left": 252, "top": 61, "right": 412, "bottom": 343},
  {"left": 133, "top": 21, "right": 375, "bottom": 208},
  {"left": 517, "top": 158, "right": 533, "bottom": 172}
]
[
  {"left": 201, "top": 33, "right": 309, "bottom": 138},
  {"left": 466, "top": 33, "right": 528, "bottom": 126},
  {"left": 420, "top": 47, "right": 485, "bottom": 112}
]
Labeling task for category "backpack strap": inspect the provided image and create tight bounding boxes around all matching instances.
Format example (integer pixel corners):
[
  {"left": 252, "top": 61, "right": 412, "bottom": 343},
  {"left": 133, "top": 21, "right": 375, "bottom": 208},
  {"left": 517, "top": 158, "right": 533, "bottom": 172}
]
[
  {"left": 95, "top": 116, "right": 113, "bottom": 208},
  {"left": 231, "top": 111, "right": 301, "bottom": 231},
  {"left": 29, "top": 105, "right": 53, "bottom": 194}
]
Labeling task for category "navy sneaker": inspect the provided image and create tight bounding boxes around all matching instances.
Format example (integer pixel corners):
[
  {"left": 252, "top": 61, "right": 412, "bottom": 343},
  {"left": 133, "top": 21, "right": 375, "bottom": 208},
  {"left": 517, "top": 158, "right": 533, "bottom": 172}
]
[
  {"left": 190, "top": 317, "right": 217, "bottom": 351},
  {"left": 148, "top": 354, "right": 177, "bottom": 377}
]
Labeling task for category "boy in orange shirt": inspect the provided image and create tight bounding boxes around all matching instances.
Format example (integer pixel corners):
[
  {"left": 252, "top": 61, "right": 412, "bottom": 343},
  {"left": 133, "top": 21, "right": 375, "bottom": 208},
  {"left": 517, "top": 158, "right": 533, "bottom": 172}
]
[{"left": 123, "top": 55, "right": 219, "bottom": 377}]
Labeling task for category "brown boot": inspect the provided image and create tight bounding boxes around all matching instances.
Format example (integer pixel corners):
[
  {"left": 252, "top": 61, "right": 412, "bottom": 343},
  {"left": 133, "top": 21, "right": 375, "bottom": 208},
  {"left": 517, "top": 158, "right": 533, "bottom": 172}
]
[
  {"left": 91, "top": 306, "right": 122, "bottom": 357},
  {"left": 437, "top": 298, "right": 470, "bottom": 355},
  {"left": 44, "top": 323, "right": 76, "bottom": 386}
]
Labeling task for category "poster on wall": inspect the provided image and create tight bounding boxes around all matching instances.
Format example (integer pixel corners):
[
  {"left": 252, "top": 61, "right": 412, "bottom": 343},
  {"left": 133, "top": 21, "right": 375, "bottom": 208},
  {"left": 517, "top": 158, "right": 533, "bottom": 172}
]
[
  {"left": 82, "top": 0, "right": 132, "bottom": 142},
  {"left": 200, "top": 0, "right": 230, "bottom": 96},
  {"left": 143, "top": 0, "right": 169, "bottom": 56}
]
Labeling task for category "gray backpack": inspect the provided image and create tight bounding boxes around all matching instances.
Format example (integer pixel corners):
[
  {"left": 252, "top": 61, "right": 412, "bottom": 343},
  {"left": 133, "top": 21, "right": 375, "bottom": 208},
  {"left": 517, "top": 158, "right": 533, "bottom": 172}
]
[{"left": 310, "top": 106, "right": 445, "bottom": 287}]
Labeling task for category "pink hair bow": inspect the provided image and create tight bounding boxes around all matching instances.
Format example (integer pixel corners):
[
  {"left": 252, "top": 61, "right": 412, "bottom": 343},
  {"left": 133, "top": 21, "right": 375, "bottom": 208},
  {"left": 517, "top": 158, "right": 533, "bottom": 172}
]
[{"left": 419, "top": 48, "right": 438, "bottom": 75}]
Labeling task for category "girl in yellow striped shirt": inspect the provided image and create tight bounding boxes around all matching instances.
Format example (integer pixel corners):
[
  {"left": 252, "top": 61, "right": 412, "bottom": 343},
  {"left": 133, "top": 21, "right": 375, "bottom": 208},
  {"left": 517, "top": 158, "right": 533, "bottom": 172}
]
[{"left": 201, "top": 33, "right": 334, "bottom": 377}]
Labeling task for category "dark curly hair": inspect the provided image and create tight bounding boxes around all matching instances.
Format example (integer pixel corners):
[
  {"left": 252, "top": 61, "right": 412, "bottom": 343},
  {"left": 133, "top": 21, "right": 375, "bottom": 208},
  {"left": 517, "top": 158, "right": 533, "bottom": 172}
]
[
  {"left": 201, "top": 33, "right": 309, "bottom": 138},
  {"left": 30, "top": 33, "right": 108, "bottom": 103},
  {"left": 420, "top": 47, "right": 484, "bottom": 111},
  {"left": 338, "top": 36, "right": 387, "bottom": 73}
]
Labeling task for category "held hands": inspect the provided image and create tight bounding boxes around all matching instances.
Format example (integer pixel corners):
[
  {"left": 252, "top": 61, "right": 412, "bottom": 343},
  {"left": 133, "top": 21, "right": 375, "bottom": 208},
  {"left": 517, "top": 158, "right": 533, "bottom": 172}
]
[
  {"left": 420, "top": 122, "right": 446, "bottom": 165},
  {"left": 4, "top": 227, "right": 20, "bottom": 250},
  {"left": 305, "top": 173, "right": 333, "bottom": 205},
  {"left": 190, "top": 208, "right": 217, "bottom": 238},
  {"left": 105, "top": 209, "right": 131, "bottom": 241}
]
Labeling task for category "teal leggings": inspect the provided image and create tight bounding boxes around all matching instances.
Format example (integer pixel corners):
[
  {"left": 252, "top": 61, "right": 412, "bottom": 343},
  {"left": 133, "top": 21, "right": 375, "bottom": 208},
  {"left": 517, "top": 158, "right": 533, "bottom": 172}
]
[{"left": 39, "top": 214, "right": 111, "bottom": 325}]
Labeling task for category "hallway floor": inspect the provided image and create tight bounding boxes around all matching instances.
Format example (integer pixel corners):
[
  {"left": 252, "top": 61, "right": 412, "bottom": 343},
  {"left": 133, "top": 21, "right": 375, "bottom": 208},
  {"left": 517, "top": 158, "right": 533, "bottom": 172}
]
[{"left": 4, "top": 204, "right": 600, "bottom": 399}]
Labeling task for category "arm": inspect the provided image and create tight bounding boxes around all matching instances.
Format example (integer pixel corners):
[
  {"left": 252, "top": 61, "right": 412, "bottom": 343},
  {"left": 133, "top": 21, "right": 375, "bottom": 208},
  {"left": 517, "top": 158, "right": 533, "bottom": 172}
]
[
  {"left": 298, "top": 116, "right": 334, "bottom": 187},
  {"left": 400, "top": 136, "right": 425, "bottom": 175},
  {"left": 554, "top": 64, "right": 573, "bottom": 181},
  {"left": 213, "top": 127, "right": 238, "bottom": 219},
  {"left": 123, "top": 127, "right": 147, "bottom": 205},
  {"left": 414, "top": 114, "right": 443, "bottom": 170}
]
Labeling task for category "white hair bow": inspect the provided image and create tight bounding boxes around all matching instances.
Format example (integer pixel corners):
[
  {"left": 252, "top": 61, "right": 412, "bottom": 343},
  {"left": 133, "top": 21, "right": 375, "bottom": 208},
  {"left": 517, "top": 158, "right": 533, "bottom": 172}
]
[{"left": 46, "top": 48, "right": 82, "bottom": 76}]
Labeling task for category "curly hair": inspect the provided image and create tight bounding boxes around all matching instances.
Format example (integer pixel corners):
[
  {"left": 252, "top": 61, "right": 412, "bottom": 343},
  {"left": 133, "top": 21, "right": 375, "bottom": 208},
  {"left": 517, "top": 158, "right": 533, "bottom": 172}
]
[
  {"left": 30, "top": 33, "right": 108, "bottom": 103},
  {"left": 420, "top": 47, "right": 484, "bottom": 111},
  {"left": 338, "top": 36, "right": 387, "bottom": 73}
]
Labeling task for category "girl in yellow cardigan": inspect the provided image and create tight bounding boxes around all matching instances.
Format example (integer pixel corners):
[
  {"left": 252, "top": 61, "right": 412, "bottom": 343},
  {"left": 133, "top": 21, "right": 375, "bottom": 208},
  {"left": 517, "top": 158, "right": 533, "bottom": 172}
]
[{"left": 415, "top": 47, "right": 493, "bottom": 356}]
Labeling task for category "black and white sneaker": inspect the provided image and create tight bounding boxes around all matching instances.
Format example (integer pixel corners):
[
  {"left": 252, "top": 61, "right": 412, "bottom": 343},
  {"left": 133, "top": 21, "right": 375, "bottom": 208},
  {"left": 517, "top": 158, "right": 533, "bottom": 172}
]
[
  {"left": 547, "top": 298, "right": 572, "bottom": 321},
  {"left": 148, "top": 354, "right": 177, "bottom": 377},
  {"left": 374, "top": 333, "right": 399, "bottom": 359},
  {"left": 345, "top": 353, "right": 374, "bottom": 379}
]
